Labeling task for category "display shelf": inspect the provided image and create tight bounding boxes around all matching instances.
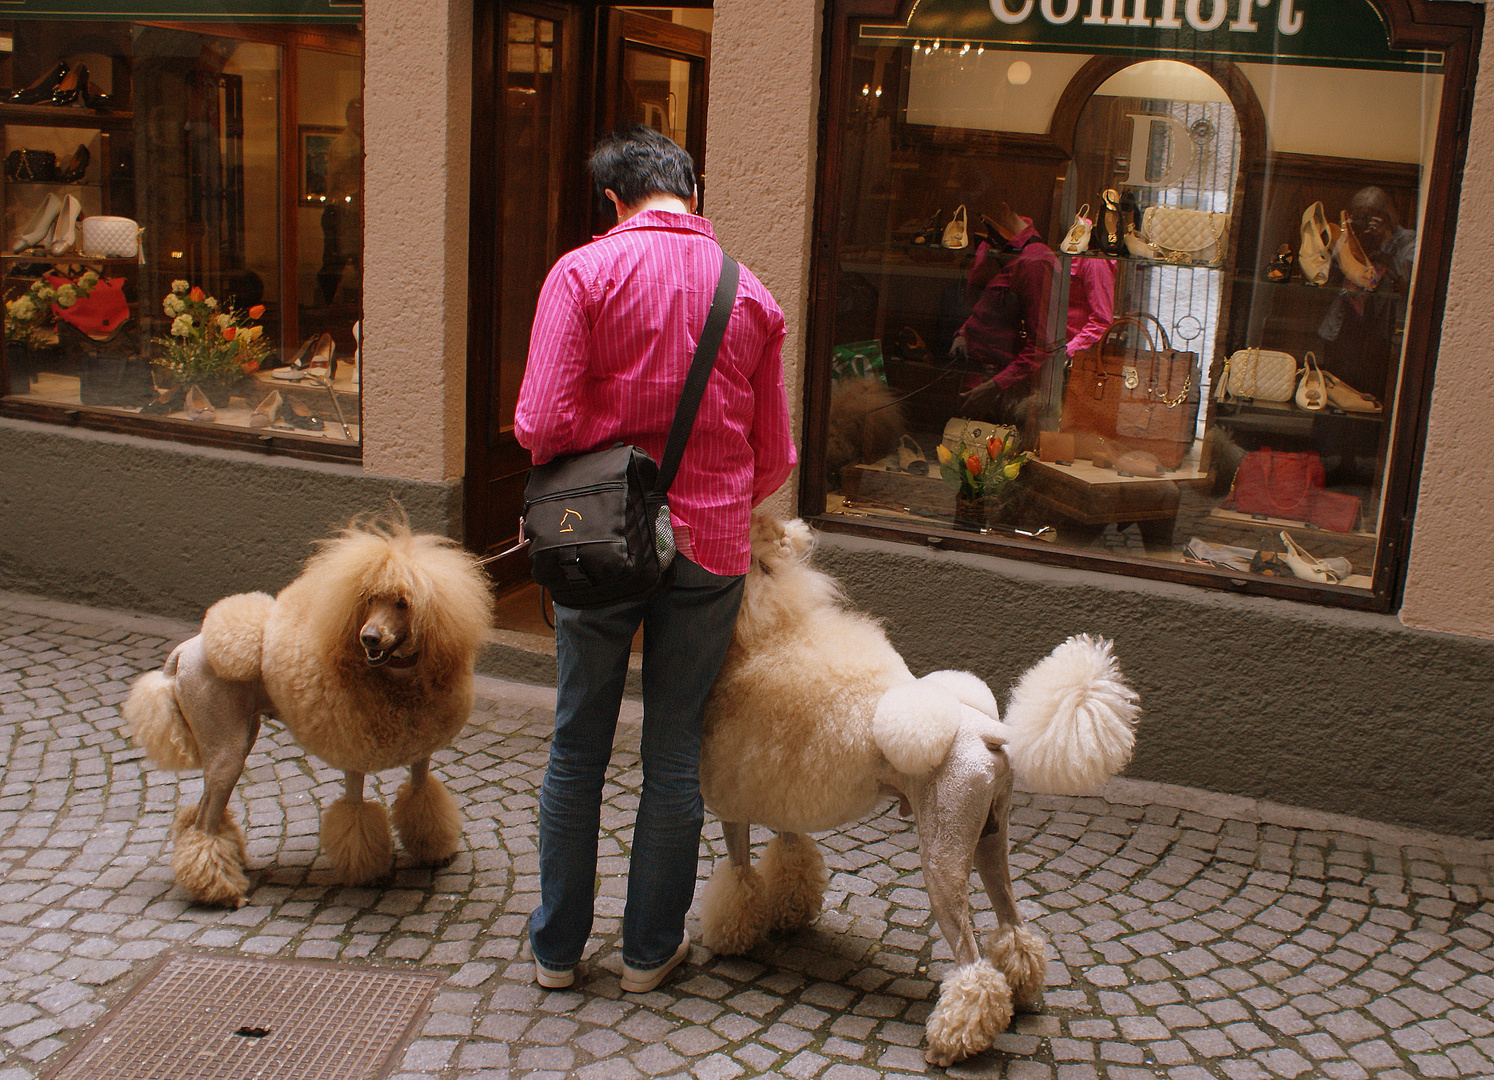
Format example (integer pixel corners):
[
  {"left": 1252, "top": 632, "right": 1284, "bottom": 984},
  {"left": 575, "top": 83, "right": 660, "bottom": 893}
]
[
  {"left": 1213, "top": 398, "right": 1384, "bottom": 429},
  {"left": 0, "top": 103, "right": 131, "bottom": 128}
]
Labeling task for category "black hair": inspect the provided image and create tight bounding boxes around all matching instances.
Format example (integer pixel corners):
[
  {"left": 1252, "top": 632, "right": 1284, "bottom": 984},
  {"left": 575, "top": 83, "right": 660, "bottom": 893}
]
[{"left": 588, "top": 125, "right": 695, "bottom": 210}]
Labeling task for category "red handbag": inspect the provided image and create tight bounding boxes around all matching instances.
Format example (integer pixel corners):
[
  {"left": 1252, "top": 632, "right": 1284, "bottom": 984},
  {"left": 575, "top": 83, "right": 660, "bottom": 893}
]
[
  {"left": 1226, "top": 448, "right": 1325, "bottom": 518},
  {"left": 1306, "top": 488, "right": 1362, "bottom": 533}
]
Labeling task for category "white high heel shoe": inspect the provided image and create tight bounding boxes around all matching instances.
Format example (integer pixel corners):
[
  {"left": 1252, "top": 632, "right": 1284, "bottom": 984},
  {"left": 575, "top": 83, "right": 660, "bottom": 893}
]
[
  {"left": 13, "top": 193, "right": 62, "bottom": 253},
  {"left": 47, "top": 195, "right": 83, "bottom": 256},
  {"left": 1279, "top": 531, "right": 1347, "bottom": 584}
]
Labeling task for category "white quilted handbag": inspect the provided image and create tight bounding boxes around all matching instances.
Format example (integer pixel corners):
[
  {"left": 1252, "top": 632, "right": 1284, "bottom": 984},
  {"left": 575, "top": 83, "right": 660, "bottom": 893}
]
[
  {"left": 1140, "top": 207, "right": 1229, "bottom": 267},
  {"left": 1216, "top": 348, "right": 1298, "bottom": 402},
  {"left": 80, "top": 215, "right": 139, "bottom": 258}
]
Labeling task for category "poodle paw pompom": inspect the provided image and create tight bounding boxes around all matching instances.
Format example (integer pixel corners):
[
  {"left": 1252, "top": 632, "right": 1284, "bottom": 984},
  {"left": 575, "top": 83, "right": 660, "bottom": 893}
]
[
  {"left": 701, "top": 859, "right": 772, "bottom": 955},
  {"left": 199, "top": 591, "right": 274, "bottom": 681},
  {"left": 171, "top": 802, "right": 248, "bottom": 907},
  {"left": 321, "top": 796, "right": 394, "bottom": 885},
  {"left": 392, "top": 772, "right": 462, "bottom": 866},
  {"left": 125, "top": 671, "right": 200, "bottom": 770},
  {"left": 985, "top": 923, "right": 1048, "bottom": 1013},
  {"left": 760, "top": 833, "right": 827, "bottom": 934},
  {"left": 924, "top": 959, "right": 1014, "bottom": 1066}
]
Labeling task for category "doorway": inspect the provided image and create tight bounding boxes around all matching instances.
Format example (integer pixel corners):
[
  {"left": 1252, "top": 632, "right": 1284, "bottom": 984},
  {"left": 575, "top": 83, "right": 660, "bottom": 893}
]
[{"left": 465, "top": 3, "right": 711, "bottom": 635}]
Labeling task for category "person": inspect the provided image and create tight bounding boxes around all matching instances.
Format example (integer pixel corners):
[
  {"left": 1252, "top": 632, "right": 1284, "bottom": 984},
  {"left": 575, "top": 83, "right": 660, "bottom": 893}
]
[
  {"left": 317, "top": 98, "right": 363, "bottom": 304},
  {"left": 949, "top": 202, "right": 1059, "bottom": 432},
  {"left": 1066, "top": 252, "right": 1116, "bottom": 359},
  {"left": 514, "top": 125, "right": 797, "bottom": 994}
]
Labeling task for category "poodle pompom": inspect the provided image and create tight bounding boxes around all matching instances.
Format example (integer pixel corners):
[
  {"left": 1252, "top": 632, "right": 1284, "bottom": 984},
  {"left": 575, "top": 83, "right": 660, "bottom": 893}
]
[
  {"left": 922, "top": 669, "right": 999, "bottom": 720},
  {"left": 700, "top": 859, "right": 772, "bottom": 955},
  {"left": 1003, "top": 634, "right": 1139, "bottom": 794},
  {"left": 172, "top": 803, "right": 248, "bottom": 907},
  {"left": 125, "top": 670, "right": 200, "bottom": 770},
  {"left": 760, "top": 833, "right": 827, "bottom": 934},
  {"left": 392, "top": 772, "right": 462, "bottom": 866},
  {"left": 985, "top": 924, "right": 1048, "bottom": 1012},
  {"left": 321, "top": 797, "right": 393, "bottom": 885},
  {"left": 924, "top": 959, "right": 1014, "bottom": 1066},
  {"left": 201, "top": 592, "right": 274, "bottom": 681},
  {"left": 872, "top": 676, "right": 961, "bottom": 776}
]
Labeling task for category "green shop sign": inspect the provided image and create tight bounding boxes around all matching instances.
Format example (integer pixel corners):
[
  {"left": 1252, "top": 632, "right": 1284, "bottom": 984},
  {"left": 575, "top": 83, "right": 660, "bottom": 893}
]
[
  {"left": 859, "top": 0, "right": 1440, "bottom": 71},
  {"left": 0, "top": 1, "right": 359, "bottom": 21}
]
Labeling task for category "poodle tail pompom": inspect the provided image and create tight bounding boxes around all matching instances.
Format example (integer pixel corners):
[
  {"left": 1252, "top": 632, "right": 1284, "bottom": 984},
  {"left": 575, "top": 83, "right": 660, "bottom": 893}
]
[
  {"left": 201, "top": 592, "right": 275, "bottom": 682},
  {"left": 1002, "top": 634, "right": 1139, "bottom": 795},
  {"left": 124, "top": 670, "right": 200, "bottom": 771},
  {"left": 872, "top": 676, "right": 962, "bottom": 776}
]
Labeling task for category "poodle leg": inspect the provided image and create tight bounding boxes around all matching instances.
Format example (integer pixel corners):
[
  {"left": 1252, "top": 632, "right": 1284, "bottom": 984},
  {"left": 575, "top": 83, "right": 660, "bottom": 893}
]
[
  {"left": 760, "top": 831, "right": 827, "bottom": 934},
  {"left": 701, "top": 820, "right": 771, "bottom": 955},
  {"left": 167, "top": 641, "right": 260, "bottom": 908},
  {"left": 917, "top": 729, "right": 1014, "bottom": 1066},
  {"left": 392, "top": 757, "right": 462, "bottom": 867},
  {"left": 975, "top": 773, "right": 1047, "bottom": 1013},
  {"left": 321, "top": 771, "right": 393, "bottom": 885}
]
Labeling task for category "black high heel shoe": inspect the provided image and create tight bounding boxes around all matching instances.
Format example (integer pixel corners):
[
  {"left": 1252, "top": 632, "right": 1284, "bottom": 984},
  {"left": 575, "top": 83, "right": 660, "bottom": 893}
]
[
  {"left": 81, "top": 76, "right": 113, "bottom": 110},
  {"left": 57, "top": 145, "right": 89, "bottom": 184},
  {"left": 9, "top": 61, "right": 68, "bottom": 105},
  {"left": 51, "top": 63, "right": 85, "bottom": 106},
  {"left": 911, "top": 207, "right": 942, "bottom": 246},
  {"left": 280, "top": 395, "right": 324, "bottom": 431}
]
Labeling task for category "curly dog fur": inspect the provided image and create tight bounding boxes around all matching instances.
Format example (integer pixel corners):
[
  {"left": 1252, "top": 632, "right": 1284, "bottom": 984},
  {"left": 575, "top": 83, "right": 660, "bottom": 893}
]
[
  {"left": 125, "top": 514, "right": 493, "bottom": 907},
  {"left": 700, "top": 516, "right": 1139, "bottom": 1065}
]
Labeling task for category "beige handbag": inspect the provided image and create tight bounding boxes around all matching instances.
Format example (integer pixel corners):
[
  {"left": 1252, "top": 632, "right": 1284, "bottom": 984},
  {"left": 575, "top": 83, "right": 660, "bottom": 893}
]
[
  {"left": 80, "top": 215, "right": 139, "bottom": 258},
  {"left": 942, "top": 417, "right": 1013, "bottom": 463},
  {"left": 1217, "top": 348, "right": 1298, "bottom": 403},
  {"left": 1140, "top": 207, "right": 1229, "bottom": 266}
]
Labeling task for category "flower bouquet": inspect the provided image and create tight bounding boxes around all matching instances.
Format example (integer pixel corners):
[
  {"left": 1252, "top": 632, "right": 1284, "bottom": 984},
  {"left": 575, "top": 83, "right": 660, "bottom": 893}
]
[
  {"left": 5, "top": 270, "right": 100, "bottom": 348},
  {"left": 937, "top": 429, "right": 1034, "bottom": 526},
  {"left": 153, "top": 279, "right": 268, "bottom": 403}
]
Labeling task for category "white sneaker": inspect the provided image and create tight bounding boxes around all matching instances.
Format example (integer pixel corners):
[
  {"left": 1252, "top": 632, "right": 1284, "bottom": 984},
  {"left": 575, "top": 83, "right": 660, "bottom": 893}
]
[
  {"left": 620, "top": 934, "right": 690, "bottom": 994},
  {"left": 534, "top": 960, "right": 574, "bottom": 990}
]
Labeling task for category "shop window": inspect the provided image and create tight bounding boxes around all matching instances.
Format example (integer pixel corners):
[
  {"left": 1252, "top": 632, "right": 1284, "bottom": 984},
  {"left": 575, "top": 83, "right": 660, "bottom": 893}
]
[
  {"left": 809, "top": 0, "right": 1479, "bottom": 610},
  {"left": 0, "top": 10, "right": 362, "bottom": 458}
]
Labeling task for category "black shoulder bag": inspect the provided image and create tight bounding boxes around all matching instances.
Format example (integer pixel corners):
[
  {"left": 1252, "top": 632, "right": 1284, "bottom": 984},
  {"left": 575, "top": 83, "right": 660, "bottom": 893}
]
[{"left": 520, "top": 249, "right": 740, "bottom": 609}]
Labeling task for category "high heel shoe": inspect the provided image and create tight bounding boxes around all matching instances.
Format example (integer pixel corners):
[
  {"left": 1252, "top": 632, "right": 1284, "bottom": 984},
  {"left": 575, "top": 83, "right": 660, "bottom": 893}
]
[
  {"left": 273, "top": 336, "right": 317, "bottom": 379},
  {"left": 1335, "top": 211, "right": 1382, "bottom": 290},
  {"left": 50, "top": 63, "right": 85, "bottom": 106},
  {"left": 139, "top": 385, "right": 182, "bottom": 416},
  {"left": 1060, "top": 203, "right": 1092, "bottom": 254},
  {"left": 44, "top": 195, "right": 82, "bottom": 255},
  {"left": 1265, "top": 243, "right": 1293, "bottom": 282},
  {"left": 1295, "top": 351, "right": 1326, "bottom": 411},
  {"left": 47, "top": 195, "right": 82, "bottom": 255},
  {"left": 1279, "top": 531, "right": 1341, "bottom": 584},
  {"left": 1122, "top": 225, "right": 1152, "bottom": 259},
  {"left": 308, "top": 332, "right": 335, "bottom": 371},
  {"left": 9, "top": 61, "right": 68, "bottom": 105},
  {"left": 281, "top": 395, "right": 324, "bottom": 431},
  {"left": 1098, "top": 188, "right": 1122, "bottom": 255},
  {"left": 184, "top": 385, "right": 216, "bottom": 423},
  {"left": 911, "top": 208, "right": 941, "bottom": 246},
  {"left": 57, "top": 144, "right": 89, "bottom": 183},
  {"left": 249, "top": 390, "right": 282, "bottom": 428},
  {"left": 81, "top": 76, "right": 113, "bottom": 110},
  {"left": 1321, "top": 370, "right": 1383, "bottom": 413},
  {"left": 1298, "top": 202, "right": 1338, "bottom": 286},
  {"left": 12, "top": 193, "right": 63, "bottom": 253}
]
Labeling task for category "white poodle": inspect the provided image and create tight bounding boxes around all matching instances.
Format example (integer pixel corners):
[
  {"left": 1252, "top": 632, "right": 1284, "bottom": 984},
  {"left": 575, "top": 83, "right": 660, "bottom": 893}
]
[
  {"left": 700, "top": 516, "right": 1139, "bottom": 1066},
  {"left": 123, "top": 515, "right": 493, "bottom": 908}
]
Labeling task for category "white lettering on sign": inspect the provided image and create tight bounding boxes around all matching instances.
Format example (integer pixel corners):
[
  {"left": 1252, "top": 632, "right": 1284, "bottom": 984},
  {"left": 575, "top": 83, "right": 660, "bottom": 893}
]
[
  {"left": 1123, "top": 113, "right": 1195, "bottom": 187},
  {"left": 989, "top": 0, "right": 1300, "bottom": 32}
]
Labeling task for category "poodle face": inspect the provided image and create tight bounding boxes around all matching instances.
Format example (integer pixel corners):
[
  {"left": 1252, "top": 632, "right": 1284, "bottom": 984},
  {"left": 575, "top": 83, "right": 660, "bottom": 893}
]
[
  {"left": 359, "top": 594, "right": 417, "bottom": 670},
  {"left": 750, "top": 514, "right": 814, "bottom": 572}
]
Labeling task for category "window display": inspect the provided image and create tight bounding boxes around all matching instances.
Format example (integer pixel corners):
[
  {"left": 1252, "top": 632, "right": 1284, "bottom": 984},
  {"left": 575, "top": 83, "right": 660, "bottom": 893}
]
[
  {"left": 810, "top": 0, "right": 1477, "bottom": 608},
  {"left": 0, "top": 16, "right": 362, "bottom": 455}
]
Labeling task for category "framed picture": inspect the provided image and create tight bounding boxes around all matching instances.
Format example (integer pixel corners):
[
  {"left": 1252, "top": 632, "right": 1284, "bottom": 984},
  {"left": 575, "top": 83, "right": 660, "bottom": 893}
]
[{"left": 299, "top": 125, "right": 342, "bottom": 202}]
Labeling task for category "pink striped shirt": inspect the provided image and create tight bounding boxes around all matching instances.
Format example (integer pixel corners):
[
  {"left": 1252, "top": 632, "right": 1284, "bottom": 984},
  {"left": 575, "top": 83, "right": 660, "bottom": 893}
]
[{"left": 514, "top": 210, "right": 797, "bottom": 576}]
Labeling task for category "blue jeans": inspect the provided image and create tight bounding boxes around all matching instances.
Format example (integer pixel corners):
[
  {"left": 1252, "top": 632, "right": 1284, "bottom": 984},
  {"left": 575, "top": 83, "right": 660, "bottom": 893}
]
[{"left": 529, "top": 557, "right": 745, "bottom": 972}]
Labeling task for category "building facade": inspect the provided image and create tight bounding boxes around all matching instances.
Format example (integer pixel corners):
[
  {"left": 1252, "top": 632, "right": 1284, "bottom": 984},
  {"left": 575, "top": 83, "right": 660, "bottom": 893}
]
[{"left": 2, "top": 0, "right": 1491, "bottom": 836}]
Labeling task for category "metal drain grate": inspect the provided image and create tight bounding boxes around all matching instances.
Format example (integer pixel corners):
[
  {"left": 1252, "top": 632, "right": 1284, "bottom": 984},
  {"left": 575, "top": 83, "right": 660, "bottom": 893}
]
[{"left": 45, "top": 952, "right": 443, "bottom": 1080}]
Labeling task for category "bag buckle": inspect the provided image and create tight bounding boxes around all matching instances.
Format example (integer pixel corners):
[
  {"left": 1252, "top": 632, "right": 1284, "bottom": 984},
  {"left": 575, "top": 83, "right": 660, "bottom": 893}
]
[{"left": 1123, "top": 365, "right": 1139, "bottom": 390}]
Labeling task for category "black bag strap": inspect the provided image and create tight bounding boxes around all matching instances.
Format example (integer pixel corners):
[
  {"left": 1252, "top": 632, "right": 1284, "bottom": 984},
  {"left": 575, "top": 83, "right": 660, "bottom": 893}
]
[{"left": 654, "top": 249, "right": 739, "bottom": 495}]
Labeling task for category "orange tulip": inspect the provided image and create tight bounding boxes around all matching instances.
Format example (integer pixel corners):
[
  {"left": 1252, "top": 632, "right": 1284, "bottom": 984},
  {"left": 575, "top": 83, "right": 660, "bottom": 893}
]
[
  {"left": 966, "top": 454, "right": 982, "bottom": 477},
  {"left": 248, "top": 304, "right": 265, "bottom": 320},
  {"left": 189, "top": 286, "right": 204, "bottom": 302},
  {"left": 222, "top": 325, "right": 237, "bottom": 341},
  {"left": 988, "top": 435, "right": 1003, "bottom": 460},
  {"left": 241, "top": 359, "right": 260, "bottom": 373}
]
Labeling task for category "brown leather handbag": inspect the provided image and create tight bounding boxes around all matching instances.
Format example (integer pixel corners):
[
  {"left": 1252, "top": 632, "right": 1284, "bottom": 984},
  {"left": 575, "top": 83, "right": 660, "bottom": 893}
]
[{"left": 1060, "top": 313, "right": 1201, "bottom": 469}]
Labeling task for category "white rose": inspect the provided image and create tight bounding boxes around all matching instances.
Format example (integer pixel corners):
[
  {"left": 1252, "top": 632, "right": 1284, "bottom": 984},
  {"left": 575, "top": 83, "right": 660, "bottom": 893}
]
[
  {"left": 79, "top": 271, "right": 99, "bottom": 290},
  {"left": 215, "top": 313, "right": 232, "bottom": 327},
  {"left": 163, "top": 295, "right": 185, "bottom": 316},
  {"left": 33, "top": 286, "right": 54, "bottom": 303},
  {"left": 11, "top": 297, "right": 34, "bottom": 319},
  {"left": 55, "top": 285, "right": 77, "bottom": 308},
  {"left": 172, "top": 279, "right": 189, "bottom": 294},
  {"left": 171, "top": 314, "right": 194, "bottom": 337}
]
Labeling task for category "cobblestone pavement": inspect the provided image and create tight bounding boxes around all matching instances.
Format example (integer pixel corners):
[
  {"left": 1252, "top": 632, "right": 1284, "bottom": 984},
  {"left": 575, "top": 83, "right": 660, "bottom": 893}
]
[{"left": 3, "top": 589, "right": 1494, "bottom": 1080}]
